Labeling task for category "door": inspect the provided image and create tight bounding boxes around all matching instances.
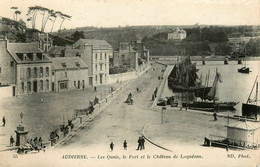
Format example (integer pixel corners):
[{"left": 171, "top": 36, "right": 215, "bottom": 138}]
[
  {"left": 78, "top": 81, "right": 80, "bottom": 89},
  {"left": 33, "top": 80, "right": 37, "bottom": 92},
  {"left": 12, "top": 87, "right": 15, "bottom": 96},
  {"left": 52, "top": 82, "right": 55, "bottom": 91}
]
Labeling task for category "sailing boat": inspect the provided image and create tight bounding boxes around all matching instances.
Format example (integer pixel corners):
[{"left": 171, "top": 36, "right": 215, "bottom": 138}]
[
  {"left": 185, "top": 69, "right": 238, "bottom": 111},
  {"left": 242, "top": 75, "right": 260, "bottom": 118},
  {"left": 238, "top": 60, "right": 251, "bottom": 74},
  {"left": 168, "top": 55, "right": 211, "bottom": 93}
]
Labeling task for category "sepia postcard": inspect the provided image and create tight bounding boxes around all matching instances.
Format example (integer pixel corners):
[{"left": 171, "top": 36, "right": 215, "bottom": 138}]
[{"left": 0, "top": 0, "right": 259, "bottom": 166}]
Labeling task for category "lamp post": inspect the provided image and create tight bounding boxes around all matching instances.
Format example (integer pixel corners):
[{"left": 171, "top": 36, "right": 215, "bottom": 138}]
[
  {"left": 162, "top": 107, "right": 166, "bottom": 124},
  {"left": 20, "top": 112, "right": 23, "bottom": 124}
]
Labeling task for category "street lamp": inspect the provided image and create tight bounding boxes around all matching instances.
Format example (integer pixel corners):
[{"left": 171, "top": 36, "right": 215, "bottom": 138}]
[
  {"left": 162, "top": 107, "right": 166, "bottom": 124},
  {"left": 20, "top": 112, "right": 23, "bottom": 124}
]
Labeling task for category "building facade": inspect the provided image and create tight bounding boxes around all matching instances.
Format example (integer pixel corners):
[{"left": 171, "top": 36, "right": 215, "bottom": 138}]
[
  {"left": 112, "top": 41, "right": 149, "bottom": 71},
  {"left": 65, "top": 39, "right": 112, "bottom": 86},
  {"left": 167, "top": 28, "right": 187, "bottom": 40},
  {"left": 51, "top": 57, "right": 88, "bottom": 92},
  {"left": 0, "top": 39, "right": 52, "bottom": 96}
]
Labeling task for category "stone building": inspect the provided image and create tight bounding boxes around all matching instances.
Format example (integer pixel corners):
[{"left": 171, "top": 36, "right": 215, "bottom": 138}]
[
  {"left": 0, "top": 39, "right": 52, "bottom": 96},
  {"left": 51, "top": 57, "right": 88, "bottom": 92},
  {"left": 167, "top": 28, "right": 186, "bottom": 40},
  {"left": 64, "top": 39, "right": 112, "bottom": 86},
  {"left": 31, "top": 32, "right": 53, "bottom": 52},
  {"left": 112, "top": 41, "right": 149, "bottom": 71}
]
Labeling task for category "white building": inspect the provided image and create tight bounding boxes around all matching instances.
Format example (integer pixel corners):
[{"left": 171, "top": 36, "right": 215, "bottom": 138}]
[
  {"left": 51, "top": 57, "right": 88, "bottom": 92},
  {"left": 225, "top": 121, "right": 260, "bottom": 147},
  {"left": 168, "top": 28, "right": 187, "bottom": 40}
]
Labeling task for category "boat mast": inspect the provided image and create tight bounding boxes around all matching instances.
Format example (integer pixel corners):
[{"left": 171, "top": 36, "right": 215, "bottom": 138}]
[
  {"left": 246, "top": 75, "right": 258, "bottom": 104},
  {"left": 213, "top": 68, "right": 218, "bottom": 104},
  {"left": 256, "top": 81, "right": 258, "bottom": 106}
]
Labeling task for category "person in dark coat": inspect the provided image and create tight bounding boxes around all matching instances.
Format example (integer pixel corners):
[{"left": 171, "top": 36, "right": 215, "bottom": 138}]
[
  {"left": 110, "top": 142, "right": 114, "bottom": 151},
  {"left": 123, "top": 140, "right": 127, "bottom": 150},
  {"left": 213, "top": 112, "right": 217, "bottom": 121},
  {"left": 141, "top": 136, "right": 145, "bottom": 150},
  {"left": 2, "top": 116, "right": 6, "bottom": 126},
  {"left": 10, "top": 136, "right": 14, "bottom": 146},
  {"left": 136, "top": 137, "right": 142, "bottom": 150}
]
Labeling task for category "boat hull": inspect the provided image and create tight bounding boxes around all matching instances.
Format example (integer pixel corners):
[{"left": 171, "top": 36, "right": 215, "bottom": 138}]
[
  {"left": 242, "top": 103, "right": 260, "bottom": 117},
  {"left": 182, "top": 101, "right": 238, "bottom": 111}
]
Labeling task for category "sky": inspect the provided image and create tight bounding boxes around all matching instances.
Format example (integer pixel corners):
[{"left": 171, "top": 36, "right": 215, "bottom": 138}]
[{"left": 0, "top": 0, "right": 259, "bottom": 32}]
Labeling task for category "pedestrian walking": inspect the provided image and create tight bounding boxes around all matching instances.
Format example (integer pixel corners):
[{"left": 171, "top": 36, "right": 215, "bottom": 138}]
[
  {"left": 213, "top": 112, "right": 217, "bottom": 121},
  {"left": 123, "top": 140, "right": 127, "bottom": 150},
  {"left": 82, "top": 84, "right": 85, "bottom": 90},
  {"left": 141, "top": 136, "right": 145, "bottom": 150},
  {"left": 136, "top": 137, "right": 141, "bottom": 150},
  {"left": 94, "top": 86, "right": 97, "bottom": 92},
  {"left": 2, "top": 116, "right": 6, "bottom": 126},
  {"left": 10, "top": 136, "right": 14, "bottom": 146},
  {"left": 110, "top": 142, "right": 114, "bottom": 151}
]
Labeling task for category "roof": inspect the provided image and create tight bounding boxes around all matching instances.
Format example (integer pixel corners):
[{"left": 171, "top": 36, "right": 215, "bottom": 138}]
[
  {"left": 73, "top": 39, "right": 112, "bottom": 50},
  {"left": 225, "top": 121, "right": 260, "bottom": 131},
  {"left": 48, "top": 46, "right": 65, "bottom": 55},
  {"left": 51, "top": 57, "right": 88, "bottom": 71},
  {"left": 7, "top": 42, "right": 51, "bottom": 63}
]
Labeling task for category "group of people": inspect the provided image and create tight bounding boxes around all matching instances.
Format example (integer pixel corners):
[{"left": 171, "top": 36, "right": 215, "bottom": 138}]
[
  {"left": 109, "top": 136, "right": 146, "bottom": 151},
  {"left": 137, "top": 136, "right": 145, "bottom": 150},
  {"left": 26, "top": 137, "right": 44, "bottom": 151}
]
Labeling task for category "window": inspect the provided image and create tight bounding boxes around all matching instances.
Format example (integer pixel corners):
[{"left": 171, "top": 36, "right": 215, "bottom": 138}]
[
  {"left": 40, "top": 80, "right": 43, "bottom": 91},
  {"left": 95, "top": 54, "right": 97, "bottom": 60},
  {"left": 95, "top": 65, "right": 97, "bottom": 72},
  {"left": 40, "top": 67, "right": 43, "bottom": 78},
  {"left": 95, "top": 75, "right": 97, "bottom": 82},
  {"left": 100, "top": 53, "right": 102, "bottom": 60},
  {"left": 52, "top": 71, "right": 54, "bottom": 76},
  {"left": 45, "top": 67, "right": 49, "bottom": 77},
  {"left": 74, "top": 81, "right": 76, "bottom": 87},
  {"left": 100, "top": 64, "right": 102, "bottom": 70},
  {"left": 65, "top": 72, "right": 67, "bottom": 78},
  {"left": 0, "top": 67, "right": 1, "bottom": 73},
  {"left": 26, "top": 68, "right": 31, "bottom": 79},
  {"left": 60, "top": 82, "right": 67, "bottom": 90},
  {"left": 33, "top": 67, "right": 37, "bottom": 78},
  {"left": 10, "top": 61, "right": 14, "bottom": 67},
  {"left": 46, "top": 80, "right": 49, "bottom": 90},
  {"left": 20, "top": 68, "right": 25, "bottom": 79},
  {"left": 21, "top": 82, "right": 24, "bottom": 93},
  {"left": 105, "top": 53, "right": 107, "bottom": 59}
]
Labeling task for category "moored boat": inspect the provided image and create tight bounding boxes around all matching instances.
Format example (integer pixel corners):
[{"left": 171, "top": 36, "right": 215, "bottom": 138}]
[{"left": 242, "top": 76, "right": 259, "bottom": 119}]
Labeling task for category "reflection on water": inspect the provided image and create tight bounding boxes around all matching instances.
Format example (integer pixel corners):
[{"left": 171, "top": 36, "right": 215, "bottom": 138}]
[{"left": 162, "top": 61, "right": 260, "bottom": 115}]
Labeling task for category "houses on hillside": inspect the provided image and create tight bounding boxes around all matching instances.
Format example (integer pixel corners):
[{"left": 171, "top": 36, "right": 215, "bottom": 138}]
[{"left": 0, "top": 36, "right": 150, "bottom": 96}]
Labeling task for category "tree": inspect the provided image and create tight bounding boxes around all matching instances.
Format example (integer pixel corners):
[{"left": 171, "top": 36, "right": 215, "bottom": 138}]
[
  {"left": 58, "top": 13, "right": 71, "bottom": 36},
  {"left": 10, "top": 7, "right": 18, "bottom": 20},
  {"left": 50, "top": 11, "right": 58, "bottom": 32},
  {"left": 14, "top": 10, "right": 21, "bottom": 21},
  {"left": 71, "top": 31, "right": 85, "bottom": 41}
]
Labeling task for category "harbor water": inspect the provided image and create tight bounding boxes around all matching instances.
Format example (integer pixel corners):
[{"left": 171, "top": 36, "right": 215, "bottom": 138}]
[{"left": 161, "top": 60, "right": 260, "bottom": 116}]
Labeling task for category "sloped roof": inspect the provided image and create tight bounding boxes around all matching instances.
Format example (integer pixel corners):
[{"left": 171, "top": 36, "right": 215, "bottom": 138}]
[
  {"left": 48, "top": 46, "right": 65, "bottom": 55},
  {"left": 74, "top": 39, "right": 112, "bottom": 49},
  {"left": 51, "top": 57, "right": 88, "bottom": 70},
  {"left": 225, "top": 121, "right": 260, "bottom": 130},
  {"left": 7, "top": 42, "right": 51, "bottom": 63}
]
